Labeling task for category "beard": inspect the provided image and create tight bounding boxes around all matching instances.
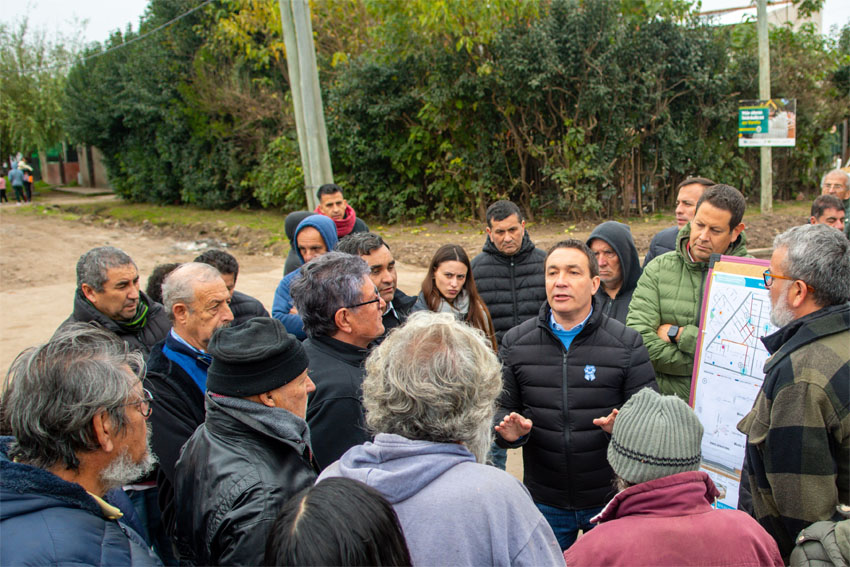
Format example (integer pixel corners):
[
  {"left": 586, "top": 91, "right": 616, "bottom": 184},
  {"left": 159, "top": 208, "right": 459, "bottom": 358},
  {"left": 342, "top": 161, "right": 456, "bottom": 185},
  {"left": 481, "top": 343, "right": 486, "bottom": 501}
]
[
  {"left": 99, "top": 423, "right": 158, "bottom": 490},
  {"left": 770, "top": 289, "right": 796, "bottom": 328}
]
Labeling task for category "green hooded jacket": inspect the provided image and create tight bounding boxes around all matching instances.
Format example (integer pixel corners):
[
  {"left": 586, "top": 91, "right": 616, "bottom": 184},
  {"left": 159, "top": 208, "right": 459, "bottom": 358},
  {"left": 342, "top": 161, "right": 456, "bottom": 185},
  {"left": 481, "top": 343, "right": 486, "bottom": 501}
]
[{"left": 625, "top": 223, "right": 750, "bottom": 400}]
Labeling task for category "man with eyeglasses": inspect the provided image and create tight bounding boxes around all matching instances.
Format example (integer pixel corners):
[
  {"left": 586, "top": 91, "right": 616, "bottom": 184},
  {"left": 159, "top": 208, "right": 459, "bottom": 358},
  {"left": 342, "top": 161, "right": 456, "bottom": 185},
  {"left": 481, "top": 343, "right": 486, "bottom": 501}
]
[
  {"left": 291, "top": 251, "right": 386, "bottom": 469},
  {"left": 820, "top": 168, "right": 850, "bottom": 238},
  {"left": 586, "top": 221, "right": 642, "bottom": 324},
  {"left": 737, "top": 224, "right": 850, "bottom": 562},
  {"left": 0, "top": 325, "right": 161, "bottom": 566}
]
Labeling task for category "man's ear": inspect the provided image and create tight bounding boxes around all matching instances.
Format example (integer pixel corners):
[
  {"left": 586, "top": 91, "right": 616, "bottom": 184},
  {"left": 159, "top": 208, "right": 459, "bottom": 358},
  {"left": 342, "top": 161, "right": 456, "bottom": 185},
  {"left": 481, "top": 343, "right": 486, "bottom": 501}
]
[
  {"left": 789, "top": 280, "right": 809, "bottom": 309},
  {"left": 485, "top": 226, "right": 493, "bottom": 238},
  {"left": 92, "top": 411, "right": 115, "bottom": 453},
  {"left": 258, "top": 391, "right": 276, "bottom": 408},
  {"left": 590, "top": 275, "right": 601, "bottom": 296},
  {"left": 334, "top": 308, "right": 353, "bottom": 334},
  {"left": 731, "top": 222, "right": 745, "bottom": 242},
  {"left": 809, "top": 217, "right": 817, "bottom": 225},
  {"left": 81, "top": 283, "right": 98, "bottom": 304},
  {"left": 172, "top": 303, "right": 189, "bottom": 325}
]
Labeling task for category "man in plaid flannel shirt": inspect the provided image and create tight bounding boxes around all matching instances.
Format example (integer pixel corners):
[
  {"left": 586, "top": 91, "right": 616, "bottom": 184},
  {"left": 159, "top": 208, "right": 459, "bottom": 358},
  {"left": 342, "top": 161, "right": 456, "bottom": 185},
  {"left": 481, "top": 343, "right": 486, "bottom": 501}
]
[{"left": 738, "top": 224, "right": 850, "bottom": 562}]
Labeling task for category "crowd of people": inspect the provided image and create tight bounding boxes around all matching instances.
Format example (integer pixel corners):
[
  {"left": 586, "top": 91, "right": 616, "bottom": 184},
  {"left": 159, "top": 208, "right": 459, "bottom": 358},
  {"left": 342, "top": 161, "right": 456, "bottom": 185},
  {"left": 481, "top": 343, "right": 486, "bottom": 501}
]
[{"left": 1, "top": 177, "right": 848, "bottom": 566}]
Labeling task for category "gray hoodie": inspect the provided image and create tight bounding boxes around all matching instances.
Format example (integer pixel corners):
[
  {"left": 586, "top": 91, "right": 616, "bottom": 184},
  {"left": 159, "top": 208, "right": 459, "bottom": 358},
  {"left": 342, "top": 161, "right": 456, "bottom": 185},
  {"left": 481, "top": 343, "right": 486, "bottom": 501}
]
[{"left": 319, "top": 433, "right": 564, "bottom": 566}]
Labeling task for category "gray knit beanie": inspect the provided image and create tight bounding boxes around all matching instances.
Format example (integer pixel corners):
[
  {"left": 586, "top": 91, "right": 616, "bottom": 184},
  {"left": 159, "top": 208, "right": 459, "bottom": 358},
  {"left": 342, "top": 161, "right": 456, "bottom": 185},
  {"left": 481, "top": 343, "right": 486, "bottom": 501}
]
[
  {"left": 607, "top": 387, "right": 703, "bottom": 485},
  {"left": 206, "top": 317, "right": 309, "bottom": 397}
]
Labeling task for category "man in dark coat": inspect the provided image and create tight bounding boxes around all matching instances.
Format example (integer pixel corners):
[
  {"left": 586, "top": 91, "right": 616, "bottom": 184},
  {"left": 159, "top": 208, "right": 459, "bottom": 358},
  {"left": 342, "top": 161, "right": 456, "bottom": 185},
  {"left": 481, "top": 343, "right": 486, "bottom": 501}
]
[
  {"left": 495, "top": 239, "right": 657, "bottom": 551},
  {"left": 337, "top": 232, "right": 422, "bottom": 340},
  {"left": 471, "top": 200, "right": 547, "bottom": 345},
  {"left": 0, "top": 325, "right": 160, "bottom": 566},
  {"left": 173, "top": 318, "right": 318, "bottom": 566},
  {"left": 145, "top": 262, "right": 234, "bottom": 538},
  {"left": 56, "top": 246, "right": 170, "bottom": 357},
  {"left": 194, "top": 249, "right": 269, "bottom": 326},
  {"left": 643, "top": 177, "right": 714, "bottom": 267},
  {"left": 737, "top": 224, "right": 850, "bottom": 562},
  {"left": 586, "top": 221, "right": 641, "bottom": 324},
  {"left": 292, "top": 252, "right": 386, "bottom": 469}
]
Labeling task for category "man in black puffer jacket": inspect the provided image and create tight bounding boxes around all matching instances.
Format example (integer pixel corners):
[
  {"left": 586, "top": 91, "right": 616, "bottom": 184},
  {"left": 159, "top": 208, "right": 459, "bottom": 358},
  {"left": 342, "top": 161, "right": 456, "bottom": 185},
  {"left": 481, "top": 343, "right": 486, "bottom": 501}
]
[
  {"left": 471, "top": 200, "right": 547, "bottom": 345},
  {"left": 56, "top": 246, "right": 170, "bottom": 356},
  {"left": 173, "top": 318, "right": 318, "bottom": 566},
  {"left": 495, "top": 240, "right": 657, "bottom": 551}
]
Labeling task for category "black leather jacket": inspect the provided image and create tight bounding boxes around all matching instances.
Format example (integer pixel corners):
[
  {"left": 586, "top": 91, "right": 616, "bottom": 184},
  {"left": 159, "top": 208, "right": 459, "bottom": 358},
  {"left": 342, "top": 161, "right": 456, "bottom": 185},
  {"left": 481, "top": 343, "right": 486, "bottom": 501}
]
[{"left": 173, "top": 395, "right": 318, "bottom": 566}]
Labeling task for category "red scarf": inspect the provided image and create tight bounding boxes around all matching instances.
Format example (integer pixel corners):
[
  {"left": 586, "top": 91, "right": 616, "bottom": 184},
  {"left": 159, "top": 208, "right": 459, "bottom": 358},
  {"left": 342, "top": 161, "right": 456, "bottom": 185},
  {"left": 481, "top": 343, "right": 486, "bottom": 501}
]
[{"left": 314, "top": 203, "right": 357, "bottom": 237}]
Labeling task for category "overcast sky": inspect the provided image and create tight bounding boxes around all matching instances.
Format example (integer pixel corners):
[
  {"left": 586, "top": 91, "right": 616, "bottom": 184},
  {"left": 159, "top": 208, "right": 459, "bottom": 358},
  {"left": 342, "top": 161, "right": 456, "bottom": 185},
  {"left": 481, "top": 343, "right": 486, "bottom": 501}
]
[{"left": 2, "top": 0, "right": 848, "bottom": 50}]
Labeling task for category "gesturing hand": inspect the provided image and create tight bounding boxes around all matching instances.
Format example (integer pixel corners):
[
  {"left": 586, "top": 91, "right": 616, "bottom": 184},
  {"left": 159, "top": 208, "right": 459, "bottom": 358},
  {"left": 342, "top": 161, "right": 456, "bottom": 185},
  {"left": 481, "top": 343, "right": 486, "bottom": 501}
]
[
  {"left": 494, "top": 412, "right": 533, "bottom": 442},
  {"left": 592, "top": 408, "right": 619, "bottom": 434}
]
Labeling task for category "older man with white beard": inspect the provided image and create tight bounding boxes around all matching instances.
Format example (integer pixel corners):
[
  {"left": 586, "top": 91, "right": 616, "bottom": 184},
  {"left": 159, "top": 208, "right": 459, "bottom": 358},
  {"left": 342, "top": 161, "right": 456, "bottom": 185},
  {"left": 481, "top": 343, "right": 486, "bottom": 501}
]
[
  {"left": 0, "top": 325, "right": 161, "bottom": 566},
  {"left": 737, "top": 224, "right": 850, "bottom": 563}
]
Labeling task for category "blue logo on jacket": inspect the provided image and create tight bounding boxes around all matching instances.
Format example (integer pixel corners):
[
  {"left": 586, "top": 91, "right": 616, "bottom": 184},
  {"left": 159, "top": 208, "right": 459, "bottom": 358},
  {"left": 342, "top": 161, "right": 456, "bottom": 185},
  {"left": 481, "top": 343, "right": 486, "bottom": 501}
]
[{"left": 584, "top": 365, "right": 597, "bottom": 382}]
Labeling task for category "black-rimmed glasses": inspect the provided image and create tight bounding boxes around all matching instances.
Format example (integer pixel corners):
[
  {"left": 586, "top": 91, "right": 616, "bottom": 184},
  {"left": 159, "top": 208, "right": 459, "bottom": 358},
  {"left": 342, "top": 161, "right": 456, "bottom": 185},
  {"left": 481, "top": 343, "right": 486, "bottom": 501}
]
[
  {"left": 123, "top": 388, "right": 154, "bottom": 418},
  {"left": 345, "top": 287, "right": 382, "bottom": 309}
]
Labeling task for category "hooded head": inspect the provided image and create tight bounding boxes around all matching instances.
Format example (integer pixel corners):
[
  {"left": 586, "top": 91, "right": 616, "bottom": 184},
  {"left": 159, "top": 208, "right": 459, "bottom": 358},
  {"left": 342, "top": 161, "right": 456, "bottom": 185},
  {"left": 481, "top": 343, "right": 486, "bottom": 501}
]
[
  {"left": 586, "top": 221, "right": 641, "bottom": 297},
  {"left": 293, "top": 214, "right": 339, "bottom": 264}
]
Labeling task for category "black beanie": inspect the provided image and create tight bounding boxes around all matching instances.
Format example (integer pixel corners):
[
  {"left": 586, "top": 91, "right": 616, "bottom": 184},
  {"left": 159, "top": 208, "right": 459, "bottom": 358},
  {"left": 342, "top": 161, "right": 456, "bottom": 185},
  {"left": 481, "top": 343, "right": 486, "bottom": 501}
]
[{"left": 206, "top": 318, "right": 309, "bottom": 397}]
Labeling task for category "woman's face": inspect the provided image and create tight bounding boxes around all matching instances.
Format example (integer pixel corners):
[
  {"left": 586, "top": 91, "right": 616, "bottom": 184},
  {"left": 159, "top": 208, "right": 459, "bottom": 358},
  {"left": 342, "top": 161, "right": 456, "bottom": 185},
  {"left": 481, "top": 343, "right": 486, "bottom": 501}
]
[{"left": 433, "top": 260, "right": 468, "bottom": 301}]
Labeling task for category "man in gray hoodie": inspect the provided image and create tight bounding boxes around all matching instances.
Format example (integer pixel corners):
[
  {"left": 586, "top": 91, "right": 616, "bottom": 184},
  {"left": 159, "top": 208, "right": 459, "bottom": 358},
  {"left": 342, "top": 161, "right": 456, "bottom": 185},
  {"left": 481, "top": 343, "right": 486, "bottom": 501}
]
[
  {"left": 586, "top": 221, "right": 642, "bottom": 324},
  {"left": 318, "top": 311, "right": 564, "bottom": 566}
]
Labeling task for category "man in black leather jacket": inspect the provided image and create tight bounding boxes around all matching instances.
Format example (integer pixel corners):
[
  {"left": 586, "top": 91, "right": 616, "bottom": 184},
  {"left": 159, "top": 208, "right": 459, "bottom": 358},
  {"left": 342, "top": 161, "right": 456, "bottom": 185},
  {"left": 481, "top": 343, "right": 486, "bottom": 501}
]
[{"left": 173, "top": 318, "right": 318, "bottom": 566}]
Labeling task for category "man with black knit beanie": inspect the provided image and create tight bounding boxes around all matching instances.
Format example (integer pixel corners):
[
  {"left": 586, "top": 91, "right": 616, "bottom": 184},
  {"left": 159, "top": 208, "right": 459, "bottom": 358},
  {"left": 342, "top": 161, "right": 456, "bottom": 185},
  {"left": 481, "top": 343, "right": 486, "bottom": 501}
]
[
  {"left": 172, "top": 317, "right": 318, "bottom": 566},
  {"left": 565, "top": 388, "right": 782, "bottom": 567}
]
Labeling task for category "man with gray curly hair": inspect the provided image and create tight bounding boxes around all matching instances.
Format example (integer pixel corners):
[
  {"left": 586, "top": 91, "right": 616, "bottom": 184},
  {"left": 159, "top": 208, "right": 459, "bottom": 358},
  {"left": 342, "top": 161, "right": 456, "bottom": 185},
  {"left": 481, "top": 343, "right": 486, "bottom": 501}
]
[
  {"left": 0, "top": 325, "right": 161, "bottom": 566},
  {"left": 318, "top": 311, "right": 564, "bottom": 566},
  {"left": 738, "top": 223, "right": 850, "bottom": 562},
  {"left": 56, "top": 246, "right": 170, "bottom": 356},
  {"left": 291, "top": 251, "right": 386, "bottom": 469}
]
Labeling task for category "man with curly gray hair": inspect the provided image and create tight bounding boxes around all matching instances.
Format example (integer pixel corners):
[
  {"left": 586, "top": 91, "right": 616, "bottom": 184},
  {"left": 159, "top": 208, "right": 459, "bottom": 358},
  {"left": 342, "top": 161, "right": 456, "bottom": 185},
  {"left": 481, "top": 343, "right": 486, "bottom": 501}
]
[
  {"left": 318, "top": 311, "right": 564, "bottom": 566},
  {"left": 738, "top": 223, "right": 850, "bottom": 562}
]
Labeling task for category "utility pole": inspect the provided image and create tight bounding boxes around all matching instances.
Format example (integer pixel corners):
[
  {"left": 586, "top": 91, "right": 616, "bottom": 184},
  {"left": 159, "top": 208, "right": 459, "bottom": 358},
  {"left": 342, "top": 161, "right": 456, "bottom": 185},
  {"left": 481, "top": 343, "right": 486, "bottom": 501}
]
[
  {"left": 279, "top": 0, "right": 333, "bottom": 211},
  {"left": 757, "top": 0, "right": 772, "bottom": 214}
]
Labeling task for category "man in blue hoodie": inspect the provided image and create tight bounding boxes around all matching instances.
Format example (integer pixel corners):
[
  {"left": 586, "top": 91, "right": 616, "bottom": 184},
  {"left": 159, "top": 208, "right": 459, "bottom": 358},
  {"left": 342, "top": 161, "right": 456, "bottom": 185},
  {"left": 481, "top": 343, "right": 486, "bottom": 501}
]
[{"left": 272, "top": 214, "right": 339, "bottom": 339}]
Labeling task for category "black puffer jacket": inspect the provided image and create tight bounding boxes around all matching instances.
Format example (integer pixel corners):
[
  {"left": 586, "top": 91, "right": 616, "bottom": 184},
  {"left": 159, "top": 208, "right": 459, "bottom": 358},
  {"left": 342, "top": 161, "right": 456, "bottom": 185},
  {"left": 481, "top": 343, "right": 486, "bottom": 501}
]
[
  {"left": 471, "top": 232, "right": 546, "bottom": 343},
  {"left": 229, "top": 290, "right": 269, "bottom": 327},
  {"left": 173, "top": 395, "right": 317, "bottom": 566},
  {"left": 496, "top": 299, "right": 657, "bottom": 510},
  {"left": 586, "top": 221, "right": 642, "bottom": 324},
  {"left": 56, "top": 289, "right": 170, "bottom": 356},
  {"left": 381, "top": 289, "right": 423, "bottom": 337}
]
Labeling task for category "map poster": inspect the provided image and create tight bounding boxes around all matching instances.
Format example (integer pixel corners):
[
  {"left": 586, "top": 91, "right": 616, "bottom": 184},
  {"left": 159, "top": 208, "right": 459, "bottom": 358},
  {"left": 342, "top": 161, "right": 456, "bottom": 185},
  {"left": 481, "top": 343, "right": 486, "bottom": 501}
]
[{"left": 689, "top": 255, "right": 778, "bottom": 509}]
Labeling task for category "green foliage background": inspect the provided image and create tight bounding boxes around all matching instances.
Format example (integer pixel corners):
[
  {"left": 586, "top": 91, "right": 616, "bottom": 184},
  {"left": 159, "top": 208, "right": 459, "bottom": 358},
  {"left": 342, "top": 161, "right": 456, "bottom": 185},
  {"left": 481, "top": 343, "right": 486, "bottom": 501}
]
[{"left": 59, "top": 0, "right": 850, "bottom": 220}]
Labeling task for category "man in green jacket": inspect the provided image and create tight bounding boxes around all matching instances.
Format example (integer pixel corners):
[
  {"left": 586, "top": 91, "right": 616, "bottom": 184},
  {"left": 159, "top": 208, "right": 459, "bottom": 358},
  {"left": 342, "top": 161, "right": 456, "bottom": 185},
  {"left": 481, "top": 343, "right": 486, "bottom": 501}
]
[{"left": 626, "top": 184, "right": 748, "bottom": 401}]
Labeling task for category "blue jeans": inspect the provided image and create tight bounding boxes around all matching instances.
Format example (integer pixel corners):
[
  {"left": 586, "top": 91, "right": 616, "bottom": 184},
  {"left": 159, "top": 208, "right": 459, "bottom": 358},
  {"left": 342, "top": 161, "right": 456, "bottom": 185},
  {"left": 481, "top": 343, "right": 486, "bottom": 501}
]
[{"left": 535, "top": 501, "right": 603, "bottom": 551}]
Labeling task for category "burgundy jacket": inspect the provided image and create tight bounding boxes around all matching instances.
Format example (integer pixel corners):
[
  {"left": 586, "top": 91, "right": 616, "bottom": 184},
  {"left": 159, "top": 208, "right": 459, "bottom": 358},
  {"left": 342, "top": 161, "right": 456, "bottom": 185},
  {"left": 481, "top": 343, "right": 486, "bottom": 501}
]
[{"left": 564, "top": 471, "right": 782, "bottom": 567}]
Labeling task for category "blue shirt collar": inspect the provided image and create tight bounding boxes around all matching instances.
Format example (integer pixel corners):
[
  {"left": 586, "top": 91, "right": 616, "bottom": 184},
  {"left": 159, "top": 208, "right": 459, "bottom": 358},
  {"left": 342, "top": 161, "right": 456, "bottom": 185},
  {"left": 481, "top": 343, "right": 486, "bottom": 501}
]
[{"left": 549, "top": 306, "right": 593, "bottom": 333}]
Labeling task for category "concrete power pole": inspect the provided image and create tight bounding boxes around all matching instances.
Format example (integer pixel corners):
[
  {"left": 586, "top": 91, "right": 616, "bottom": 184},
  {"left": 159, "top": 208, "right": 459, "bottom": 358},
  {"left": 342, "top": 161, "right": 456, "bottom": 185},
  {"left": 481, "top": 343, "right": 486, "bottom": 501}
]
[
  {"left": 757, "top": 0, "right": 773, "bottom": 214},
  {"left": 279, "top": 0, "right": 333, "bottom": 211}
]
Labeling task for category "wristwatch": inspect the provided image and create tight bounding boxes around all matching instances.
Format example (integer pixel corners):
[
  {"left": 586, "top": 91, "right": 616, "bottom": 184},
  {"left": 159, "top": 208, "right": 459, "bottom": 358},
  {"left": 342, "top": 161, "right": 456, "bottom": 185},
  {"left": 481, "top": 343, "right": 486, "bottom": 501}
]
[{"left": 667, "top": 325, "right": 680, "bottom": 344}]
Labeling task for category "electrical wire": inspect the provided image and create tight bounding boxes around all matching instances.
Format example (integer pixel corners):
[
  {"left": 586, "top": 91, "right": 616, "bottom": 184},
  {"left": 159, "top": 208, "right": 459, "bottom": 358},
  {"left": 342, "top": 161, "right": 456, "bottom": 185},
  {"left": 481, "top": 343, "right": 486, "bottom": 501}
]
[{"left": 15, "top": 0, "right": 216, "bottom": 75}]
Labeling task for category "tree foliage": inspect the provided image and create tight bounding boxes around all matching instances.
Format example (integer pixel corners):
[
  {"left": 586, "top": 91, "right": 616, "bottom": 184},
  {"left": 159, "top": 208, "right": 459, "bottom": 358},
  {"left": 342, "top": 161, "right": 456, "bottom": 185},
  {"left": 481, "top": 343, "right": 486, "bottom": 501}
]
[{"left": 61, "top": 0, "right": 849, "bottom": 218}]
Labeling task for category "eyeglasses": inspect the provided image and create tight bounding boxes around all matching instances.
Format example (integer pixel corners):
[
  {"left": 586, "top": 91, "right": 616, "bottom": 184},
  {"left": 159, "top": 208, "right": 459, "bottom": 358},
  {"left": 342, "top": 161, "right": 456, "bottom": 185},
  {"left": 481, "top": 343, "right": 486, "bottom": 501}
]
[
  {"left": 762, "top": 269, "right": 814, "bottom": 292},
  {"left": 345, "top": 287, "right": 382, "bottom": 309},
  {"left": 122, "top": 388, "right": 154, "bottom": 418}
]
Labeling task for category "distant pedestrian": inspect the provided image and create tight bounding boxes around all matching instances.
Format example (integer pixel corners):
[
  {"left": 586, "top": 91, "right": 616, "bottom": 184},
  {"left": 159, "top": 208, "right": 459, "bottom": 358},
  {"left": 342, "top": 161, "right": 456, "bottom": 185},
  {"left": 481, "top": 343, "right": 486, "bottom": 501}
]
[
  {"left": 17, "top": 157, "right": 33, "bottom": 203},
  {"left": 7, "top": 163, "right": 24, "bottom": 205},
  {"left": 0, "top": 171, "right": 7, "bottom": 203}
]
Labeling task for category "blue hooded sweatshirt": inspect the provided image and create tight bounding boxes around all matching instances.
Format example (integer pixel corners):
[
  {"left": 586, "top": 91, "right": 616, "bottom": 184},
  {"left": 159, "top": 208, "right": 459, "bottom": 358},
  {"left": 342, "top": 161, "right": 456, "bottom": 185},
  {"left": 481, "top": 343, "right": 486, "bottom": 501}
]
[
  {"left": 272, "top": 215, "right": 339, "bottom": 339},
  {"left": 318, "top": 433, "right": 564, "bottom": 566}
]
